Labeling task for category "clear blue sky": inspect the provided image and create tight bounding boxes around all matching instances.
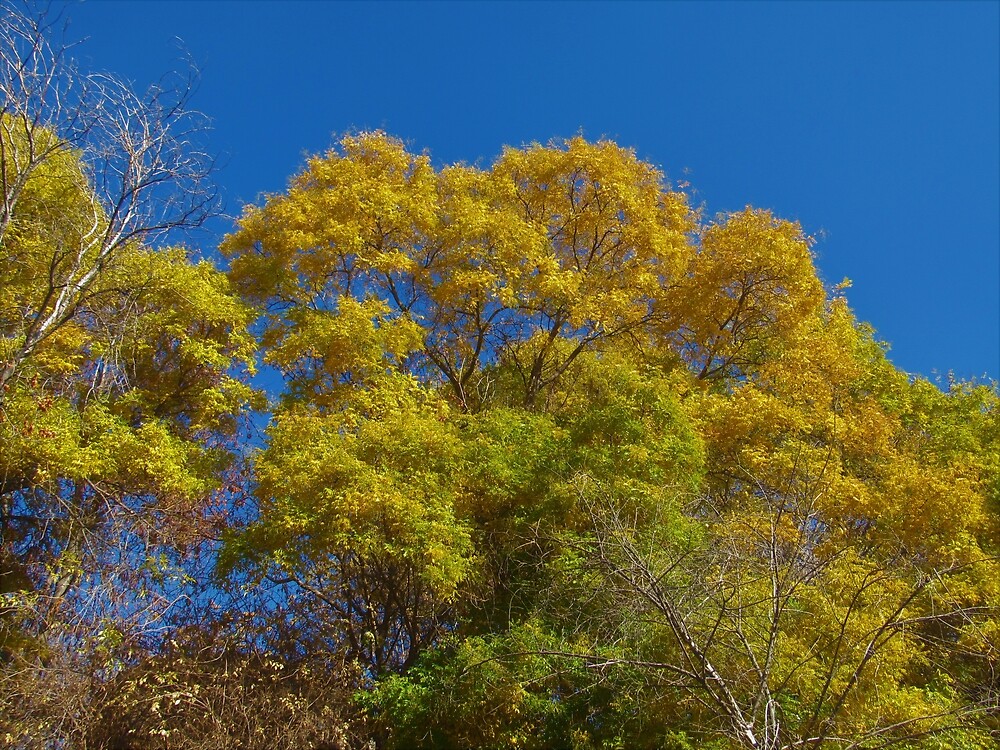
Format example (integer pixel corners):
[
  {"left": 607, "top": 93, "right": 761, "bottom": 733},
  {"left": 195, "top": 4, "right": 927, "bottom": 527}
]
[{"left": 66, "top": 0, "right": 999, "bottom": 382}]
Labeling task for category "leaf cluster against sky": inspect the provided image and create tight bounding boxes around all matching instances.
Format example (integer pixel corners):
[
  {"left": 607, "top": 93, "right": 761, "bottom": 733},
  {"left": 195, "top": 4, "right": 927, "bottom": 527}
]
[{"left": 64, "top": 0, "right": 999, "bottom": 383}]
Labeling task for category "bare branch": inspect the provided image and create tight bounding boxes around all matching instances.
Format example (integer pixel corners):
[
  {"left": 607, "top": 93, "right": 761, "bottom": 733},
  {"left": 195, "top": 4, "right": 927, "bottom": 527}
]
[{"left": 0, "top": 0, "right": 220, "bottom": 395}]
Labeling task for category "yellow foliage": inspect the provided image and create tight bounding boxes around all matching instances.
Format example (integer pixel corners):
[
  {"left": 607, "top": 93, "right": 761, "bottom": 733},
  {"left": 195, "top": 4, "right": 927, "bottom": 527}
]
[{"left": 218, "top": 131, "right": 1000, "bottom": 742}]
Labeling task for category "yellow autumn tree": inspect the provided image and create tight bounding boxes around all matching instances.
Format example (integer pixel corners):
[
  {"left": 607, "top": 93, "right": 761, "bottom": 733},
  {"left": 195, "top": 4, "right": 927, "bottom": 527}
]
[{"left": 220, "top": 132, "right": 998, "bottom": 748}]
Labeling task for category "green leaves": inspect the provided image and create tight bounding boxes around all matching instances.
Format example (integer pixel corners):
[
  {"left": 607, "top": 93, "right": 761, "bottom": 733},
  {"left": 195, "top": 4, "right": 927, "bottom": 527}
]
[{"left": 240, "top": 386, "right": 473, "bottom": 596}]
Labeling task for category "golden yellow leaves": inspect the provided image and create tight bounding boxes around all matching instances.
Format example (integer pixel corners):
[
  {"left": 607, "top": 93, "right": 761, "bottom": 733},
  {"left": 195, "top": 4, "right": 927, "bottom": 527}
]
[
  {"left": 214, "top": 131, "right": 1000, "bottom": 741},
  {"left": 264, "top": 296, "right": 424, "bottom": 411},
  {"left": 222, "top": 133, "right": 703, "bottom": 410},
  {"left": 222, "top": 131, "right": 1000, "bottom": 587},
  {"left": 665, "top": 208, "right": 825, "bottom": 381},
  {"left": 223, "top": 132, "right": 438, "bottom": 308},
  {"left": 488, "top": 138, "right": 693, "bottom": 339}
]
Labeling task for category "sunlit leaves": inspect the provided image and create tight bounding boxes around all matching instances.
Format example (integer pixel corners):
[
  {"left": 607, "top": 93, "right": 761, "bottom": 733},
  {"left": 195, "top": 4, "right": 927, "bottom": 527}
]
[
  {"left": 222, "top": 132, "right": 697, "bottom": 410},
  {"left": 665, "top": 208, "right": 825, "bottom": 381},
  {"left": 218, "top": 131, "right": 999, "bottom": 746}
]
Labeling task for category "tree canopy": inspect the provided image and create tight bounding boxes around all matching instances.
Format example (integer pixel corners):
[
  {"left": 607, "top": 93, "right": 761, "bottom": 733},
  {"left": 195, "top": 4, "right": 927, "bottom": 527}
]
[
  {"left": 215, "top": 132, "right": 1000, "bottom": 749},
  {"left": 1, "top": 6, "right": 997, "bottom": 748}
]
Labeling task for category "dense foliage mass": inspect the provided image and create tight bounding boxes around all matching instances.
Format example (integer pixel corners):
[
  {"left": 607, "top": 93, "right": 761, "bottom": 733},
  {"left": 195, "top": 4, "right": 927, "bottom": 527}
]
[{"left": 2, "top": 6, "right": 998, "bottom": 749}]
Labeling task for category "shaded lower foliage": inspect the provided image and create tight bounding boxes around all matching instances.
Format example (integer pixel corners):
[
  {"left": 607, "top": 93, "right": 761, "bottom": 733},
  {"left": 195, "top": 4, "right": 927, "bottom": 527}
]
[{"left": 87, "top": 627, "right": 368, "bottom": 750}]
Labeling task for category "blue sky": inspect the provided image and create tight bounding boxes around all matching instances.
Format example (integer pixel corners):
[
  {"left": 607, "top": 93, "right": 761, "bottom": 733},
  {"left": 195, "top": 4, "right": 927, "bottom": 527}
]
[{"left": 66, "top": 0, "right": 999, "bottom": 382}]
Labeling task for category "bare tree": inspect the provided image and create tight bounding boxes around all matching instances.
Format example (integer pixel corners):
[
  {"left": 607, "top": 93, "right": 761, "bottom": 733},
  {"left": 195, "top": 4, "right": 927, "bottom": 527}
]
[
  {"left": 0, "top": 0, "right": 220, "bottom": 396},
  {"left": 565, "top": 473, "right": 999, "bottom": 750}
]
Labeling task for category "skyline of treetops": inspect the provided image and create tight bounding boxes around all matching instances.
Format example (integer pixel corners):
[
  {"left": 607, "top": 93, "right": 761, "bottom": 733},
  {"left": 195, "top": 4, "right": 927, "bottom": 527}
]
[{"left": 2, "top": 3, "right": 997, "bottom": 749}]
